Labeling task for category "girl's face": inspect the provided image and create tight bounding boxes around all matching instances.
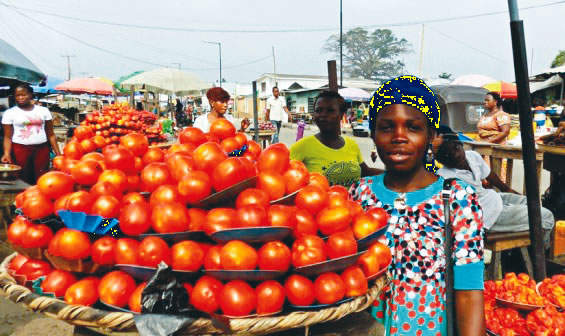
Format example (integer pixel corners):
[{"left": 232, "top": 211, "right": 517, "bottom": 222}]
[
  {"left": 373, "top": 104, "right": 433, "bottom": 173},
  {"left": 210, "top": 100, "right": 228, "bottom": 114},
  {"left": 15, "top": 87, "right": 32, "bottom": 107},
  {"left": 313, "top": 97, "right": 342, "bottom": 133}
]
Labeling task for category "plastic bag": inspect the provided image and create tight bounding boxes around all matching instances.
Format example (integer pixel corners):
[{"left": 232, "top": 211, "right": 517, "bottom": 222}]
[{"left": 141, "top": 262, "right": 190, "bottom": 315}]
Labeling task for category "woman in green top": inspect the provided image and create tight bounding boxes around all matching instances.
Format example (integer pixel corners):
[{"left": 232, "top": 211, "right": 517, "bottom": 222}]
[{"left": 290, "top": 91, "right": 381, "bottom": 187}]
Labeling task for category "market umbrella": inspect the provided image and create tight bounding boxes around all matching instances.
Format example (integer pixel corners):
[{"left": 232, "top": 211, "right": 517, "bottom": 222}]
[
  {"left": 0, "top": 38, "right": 46, "bottom": 86},
  {"left": 120, "top": 68, "right": 210, "bottom": 95},
  {"left": 32, "top": 76, "right": 64, "bottom": 94},
  {"left": 55, "top": 77, "right": 114, "bottom": 95},
  {"left": 115, "top": 71, "right": 145, "bottom": 93},
  {"left": 452, "top": 74, "right": 496, "bottom": 87},
  {"left": 338, "top": 87, "right": 371, "bottom": 102},
  {"left": 483, "top": 81, "right": 518, "bottom": 99}
]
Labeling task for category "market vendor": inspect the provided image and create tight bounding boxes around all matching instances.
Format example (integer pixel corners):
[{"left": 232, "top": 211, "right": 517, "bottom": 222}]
[
  {"left": 1, "top": 84, "right": 61, "bottom": 185},
  {"left": 193, "top": 87, "right": 250, "bottom": 133},
  {"left": 349, "top": 76, "right": 485, "bottom": 335},
  {"left": 477, "top": 92, "right": 511, "bottom": 144},
  {"left": 289, "top": 91, "right": 382, "bottom": 188}
]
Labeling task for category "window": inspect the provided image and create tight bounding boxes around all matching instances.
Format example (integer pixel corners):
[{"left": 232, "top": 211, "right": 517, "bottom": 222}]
[
  {"left": 466, "top": 104, "right": 486, "bottom": 124},
  {"left": 308, "top": 98, "right": 315, "bottom": 113},
  {"left": 261, "top": 82, "right": 266, "bottom": 93}
]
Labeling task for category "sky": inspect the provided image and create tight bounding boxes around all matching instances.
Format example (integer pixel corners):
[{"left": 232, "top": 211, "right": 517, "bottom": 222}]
[{"left": 0, "top": 0, "right": 563, "bottom": 85}]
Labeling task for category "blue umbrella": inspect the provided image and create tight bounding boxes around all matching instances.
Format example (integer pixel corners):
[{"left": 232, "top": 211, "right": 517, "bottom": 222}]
[
  {"left": 0, "top": 38, "right": 46, "bottom": 85},
  {"left": 32, "top": 77, "right": 64, "bottom": 94}
]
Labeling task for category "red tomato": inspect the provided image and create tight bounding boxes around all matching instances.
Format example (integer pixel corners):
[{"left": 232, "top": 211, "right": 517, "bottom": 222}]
[
  {"left": 151, "top": 202, "right": 190, "bottom": 233},
  {"left": 288, "top": 160, "right": 306, "bottom": 170},
  {"left": 48, "top": 228, "right": 66, "bottom": 256},
  {"left": 171, "top": 241, "right": 204, "bottom": 271},
  {"left": 81, "top": 152, "right": 104, "bottom": 163},
  {"left": 91, "top": 195, "right": 120, "bottom": 218},
  {"left": 220, "top": 280, "right": 256, "bottom": 316},
  {"left": 341, "top": 266, "right": 368, "bottom": 297},
  {"left": 74, "top": 126, "right": 94, "bottom": 141},
  {"left": 125, "top": 174, "right": 141, "bottom": 193},
  {"left": 37, "top": 171, "right": 74, "bottom": 200},
  {"left": 119, "top": 202, "right": 151, "bottom": 235},
  {"left": 7, "top": 218, "right": 31, "bottom": 246},
  {"left": 142, "top": 147, "right": 165, "bottom": 165},
  {"left": 328, "top": 194, "right": 348, "bottom": 208},
  {"left": 294, "top": 208, "right": 318, "bottom": 238},
  {"left": 283, "top": 167, "right": 309, "bottom": 194},
  {"left": 90, "top": 181, "right": 121, "bottom": 201},
  {"left": 136, "top": 237, "right": 171, "bottom": 268},
  {"left": 220, "top": 137, "right": 241, "bottom": 153},
  {"left": 257, "top": 241, "right": 291, "bottom": 272},
  {"left": 284, "top": 274, "right": 315, "bottom": 306},
  {"left": 58, "top": 230, "right": 91, "bottom": 260},
  {"left": 92, "top": 135, "right": 106, "bottom": 148},
  {"left": 236, "top": 205, "right": 268, "bottom": 228},
  {"left": 256, "top": 281, "right": 285, "bottom": 315},
  {"left": 114, "top": 238, "right": 140, "bottom": 265},
  {"left": 54, "top": 193, "right": 71, "bottom": 214},
  {"left": 179, "top": 127, "right": 206, "bottom": 146},
  {"left": 104, "top": 147, "right": 136, "bottom": 174},
  {"left": 129, "top": 282, "right": 146, "bottom": 313},
  {"left": 64, "top": 191, "right": 93, "bottom": 213},
  {"left": 241, "top": 151, "right": 257, "bottom": 163},
  {"left": 308, "top": 172, "right": 329, "bottom": 191},
  {"left": 326, "top": 231, "right": 358, "bottom": 259},
  {"left": 327, "top": 185, "right": 349, "bottom": 199},
  {"left": 203, "top": 245, "right": 222, "bottom": 270},
  {"left": 347, "top": 200, "right": 363, "bottom": 218},
  {"left": 62, "top": 159, "right": 79, "bottom": 175},
  {"left": 17, "top": 259, "right": 52, "bottom": 280},
  {"left": 367, "top": 242, "right": 392, "bottom": 270},
  {"left": 314, "top": 273, "right": 346, "bottom": 304},
  {"left": 122, "top": 192, "right": 146, "bottom": 206},
  {"left": 190, "top": 275, "right": 223, "bottom": 313},
  {"left": 133, "top": 157, "right": 143, "bottom": 173},
  {"left": 178, "top": 170, "right": 212, "bottom": 205},
  {"left": 235, "top": 188, "right": 270, "bottom": 209},
  {"left": 8, "top": 254, "right": 29, "bottom": 273},
  {"left": 52, "top": 156, "right": 65, "bottom": 170},
  {"left": 98, "top": 169, "right": 128, "bottom": 193},
  {"left": 71, "top": 159, "right": 103, "bottom": 186},
  {"left": 92, "top": 236, "right": 117, "bottom": 265},
  {"left": 291, "top": 234, "right": 327, "bottom": 267},
  {"left": 22, "top": 224, "right": 53, "bottom": 249},
  {"left": 41, "top": 270, "right": 77, "bottom": 297},
  {"left": 247, "top": 140, "right": 262, "bottom": 158},
  {"left": 267, "top": 143, "right": 290, "bottom": 155},
  {"left": 120, "top": 133, "right": 149, "bottom": 157},
  {"left": 80, "top": 138, "right": 97, "bottom": 154},
  {"left": 234, "top": 132, "right": 248, "bottom": 147},
  {"left": 316, "top": 206, "right": 352, "bottom": 236},
  {"left": 63, "top": 141, "right": 84, "bottom": 160},
  {"left": 365, "top": 208, "right": 390, "bottom": 228},
  {"left": 257, "top": 172, "right": 286, "bottom": 201},
  {"left": 99, "top": 270, "right": 136, "bottom": 308},
  {"left": 268, "top": 205, "right": 297, "bottom": 229},
  {"left": 257, "top": 147, "right": 289, "bottom": 175},
  {"left": 204, "top": 208, "right": 237, "bottom": 235},
  {"left": 192, "top": 142, "right": 228, "bottom": 174},
  {"left": 167, "top": 155, "right": 197, "bottom": 182},
  {"left": 220, "top": 240, "right": 258, "bottom": 270},
  {"left": 295, "top": 185, "right": 329, "bottom": 216},
  {"left": 188, "top": 208, "right": 207, "bottom": 231},
  {"left": 210, "top": 119, "right": 236, "bottom": 141},
  {"left": 352, "top": 214, "right": 381, "bottom": 240},
  {"left": 150, "top": 185, "right": 181, "bottom": 206},
  {"left": 211, "top": 157, "right": 249, "bottom": 192},
  {"left": 65, "top": 277, "right": 100, "bottom": 306},
  {"left": 141, "top": 163, "right": 173, "bottom": 193}
]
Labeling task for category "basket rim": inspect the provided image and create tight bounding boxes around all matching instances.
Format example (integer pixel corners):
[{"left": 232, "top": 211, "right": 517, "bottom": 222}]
[{"left": 0, "top": 252, "right": 388, "bottom": 335}]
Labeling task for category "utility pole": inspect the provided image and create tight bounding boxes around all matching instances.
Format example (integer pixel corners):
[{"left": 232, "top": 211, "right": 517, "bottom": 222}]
[
  {"left": 272, "top": 46, "right": 277, "bottom": 87},
  {"left": 530, "top": 48, "right": 534, "bottom": 74},
  {"left": 203, "top": 41, "right": 222, "bottom": 87},
  {"left": 61, "top": 55, "right": 75, "bottom": 80},
  {"left": 418, "top": 24, "right": 425, "bottom": 77},
  {"left": 171, "top": 62, "right": 181, "bottom": 70},
  {"left": 340, "top": 0, "right": 343, "bottom": 87}
]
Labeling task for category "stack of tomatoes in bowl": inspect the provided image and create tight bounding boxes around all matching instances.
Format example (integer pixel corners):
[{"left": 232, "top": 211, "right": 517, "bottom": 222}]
[{"left": 5, "top": 119, "right": 392, "bottom": 319}]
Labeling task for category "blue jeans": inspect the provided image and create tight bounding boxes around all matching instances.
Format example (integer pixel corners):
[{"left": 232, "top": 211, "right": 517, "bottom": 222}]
[{"left": 270, "top": 120, "right": 282, "bottom": 144}]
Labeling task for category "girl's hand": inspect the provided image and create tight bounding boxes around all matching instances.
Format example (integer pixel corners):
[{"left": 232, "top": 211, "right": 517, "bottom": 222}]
[{"left": 1, "top": 154, "right": 11, "bottom": 163}]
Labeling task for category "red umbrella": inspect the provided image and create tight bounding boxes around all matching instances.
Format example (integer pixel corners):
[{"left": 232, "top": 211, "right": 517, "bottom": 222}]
[
  {"left": 55, "top": 77, "right": 114, "bottom": 95},
  {"left": 483, "top": 81, "right": 518, "bottom": 99}
]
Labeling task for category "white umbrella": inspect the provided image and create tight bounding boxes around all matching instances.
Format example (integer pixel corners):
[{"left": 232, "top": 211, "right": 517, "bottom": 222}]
[
  {"left": 120, "top": 68, "right": 211, "bottom": 95},
  {"left": 452, "top": 74, "right": 497, "bottom": 87},
  {"left": 338, "top": 87, "right": 371, "bottom": 102}
]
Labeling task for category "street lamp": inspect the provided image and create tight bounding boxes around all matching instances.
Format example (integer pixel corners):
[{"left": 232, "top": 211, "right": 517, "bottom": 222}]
[{"left": 203, "top": 40, "right": 222, "bottom": 87}]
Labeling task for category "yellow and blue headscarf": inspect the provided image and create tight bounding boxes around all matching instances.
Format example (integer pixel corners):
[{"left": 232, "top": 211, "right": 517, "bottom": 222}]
[{"left": 369, "top": 75, "right": 440, "bottom": 172}]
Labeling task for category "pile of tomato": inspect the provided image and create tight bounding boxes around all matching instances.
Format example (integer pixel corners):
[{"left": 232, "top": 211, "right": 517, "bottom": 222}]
[
  {"left": 79, "top": 102, "right": 164, "bottom": 146},
  {"left": 538, "top": 275, "right": 565, "bottom": 309},
  {"left": 6, "top": 118, "right": 392, "bottom": 318}
]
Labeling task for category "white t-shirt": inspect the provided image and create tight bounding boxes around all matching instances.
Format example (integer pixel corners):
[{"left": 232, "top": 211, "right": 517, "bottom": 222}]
[
  {"left": 436, "top": 150, "right": 502, "bottom": 230},
  {"left": 267, "top": 96, "right": 287, "bottom": 121},
  {"left": 2, "top": 105, "right": 52, "bottom": 145},
  {"left": 193, "top": 113, "right": 235, "bottom": 133}
]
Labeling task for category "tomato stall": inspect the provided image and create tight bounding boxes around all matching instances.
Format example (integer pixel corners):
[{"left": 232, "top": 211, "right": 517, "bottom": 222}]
[{"left": 0, "top": 120, "right": 390, "bottom": 335}]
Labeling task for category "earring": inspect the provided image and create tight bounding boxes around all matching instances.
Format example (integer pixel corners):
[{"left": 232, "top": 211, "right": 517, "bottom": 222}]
[{"left": 426, "top": 144, "right": 434, "bottom": 162}]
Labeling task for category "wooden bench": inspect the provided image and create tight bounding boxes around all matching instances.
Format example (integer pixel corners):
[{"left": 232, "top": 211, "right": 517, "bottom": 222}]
[{"left": 485, "top": 231, "right": 533, "bottom": 280}]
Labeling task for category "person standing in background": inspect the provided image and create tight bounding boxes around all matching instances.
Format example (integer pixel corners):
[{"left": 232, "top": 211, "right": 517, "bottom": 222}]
[
  {"left": 265, "top": 87, "right": 290, "bottom": 144},
  {"left": 477, "top": 92, "right": 511, "bottom": 144}
]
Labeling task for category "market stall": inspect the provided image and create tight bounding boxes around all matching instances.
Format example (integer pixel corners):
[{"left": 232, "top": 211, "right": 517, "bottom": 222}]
[{"left": 0, "top": 38, "right": 46, "bottom": 86}]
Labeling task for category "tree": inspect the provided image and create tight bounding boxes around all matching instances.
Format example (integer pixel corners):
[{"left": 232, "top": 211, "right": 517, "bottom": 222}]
[
  {"left": 551, "top": 50, "right": 565, "bottom": 68},
  {"left": 438, "top": 72, "right": 453, "bottom": 80},
  {"left": 324, "top": 28, "right": 411, "bottom": 81}
]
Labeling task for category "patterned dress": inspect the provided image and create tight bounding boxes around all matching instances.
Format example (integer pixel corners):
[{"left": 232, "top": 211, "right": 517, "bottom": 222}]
[{"left": 349, "top": 174, "right": 484, "bottom": 336}]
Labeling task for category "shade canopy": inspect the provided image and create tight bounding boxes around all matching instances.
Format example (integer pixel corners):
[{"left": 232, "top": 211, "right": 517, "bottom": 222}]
[
  {"left": 55, "top": 77, "right": 114, "bottom": 95},
  {"left": 32, "top": 77, "right": 64, "bottom": 94},
  {"left": 0, "top": 38, "right": 46, "bottom": 86},
  {"left": 338, "top": 87, "right": 371, "bottom": 102},
  {"left": 483, "top": 81, "right": 518, "bottom": 99},
  {"left": 452, "top": 74, "right": 497, "bottom": 88},
  {"left": 120, "top": 68, "right": 210, "bottom": 95},
  {"left": 114, "top": 71, "right": 145, "bottom": 92}
]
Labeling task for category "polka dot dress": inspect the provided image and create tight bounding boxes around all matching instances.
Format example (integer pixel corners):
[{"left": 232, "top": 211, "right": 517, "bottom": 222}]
[{"left": 349, "top": 175, "right": 484, "bottom": 336}]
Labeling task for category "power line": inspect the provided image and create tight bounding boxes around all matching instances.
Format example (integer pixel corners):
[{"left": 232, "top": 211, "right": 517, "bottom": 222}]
[
  {"left": 428, "top": 26, "right": 506, "bottom": 63},
  {"left": 1, "top": 0, "right": 564, "bottom": 33}
]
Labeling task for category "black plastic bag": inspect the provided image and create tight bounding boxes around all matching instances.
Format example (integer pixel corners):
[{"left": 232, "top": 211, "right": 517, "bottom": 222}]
[{"left": 141, "top": 262, "right": 190, "bottom": 315}]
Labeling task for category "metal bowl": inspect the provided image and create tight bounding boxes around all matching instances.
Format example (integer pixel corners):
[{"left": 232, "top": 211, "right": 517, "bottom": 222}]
[{"left": 0, "top": 164, "right": 21, "bottom": 181}]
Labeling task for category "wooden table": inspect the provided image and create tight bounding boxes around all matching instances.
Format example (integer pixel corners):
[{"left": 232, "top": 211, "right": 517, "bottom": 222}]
[
  {"left": 462, "top": 141, "right": 500, "bottom": 157},
  {"left": 247, "top": 131, "right": 275, "bottom": 149},
  {"left": 0, "top": 179, "right": 30, "bottom": 230},
  {"left": 490, "top": 145, "right": 544, "bottom": 194}
]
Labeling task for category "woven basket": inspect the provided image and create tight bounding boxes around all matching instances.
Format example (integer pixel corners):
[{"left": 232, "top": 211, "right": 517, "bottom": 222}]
[{"left": 0, "top": 252, "right": 388, "bottom": 335}]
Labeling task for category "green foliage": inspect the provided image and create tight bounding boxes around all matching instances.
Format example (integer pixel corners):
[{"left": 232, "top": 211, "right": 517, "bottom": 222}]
[
  {"left": 551, "top": 50, "right": 565, "bottom": 68},
  {"left": 324, "top": 28, "right": 411, "bottom": 81}
]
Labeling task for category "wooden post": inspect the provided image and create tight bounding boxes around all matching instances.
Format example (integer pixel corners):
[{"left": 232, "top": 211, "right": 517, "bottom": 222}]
[
  {"left": 328, "top": 60, "right": 338, "bottom": 92},
  {"left": 252, "top": 81, "right": 259, "bottom": 144}
]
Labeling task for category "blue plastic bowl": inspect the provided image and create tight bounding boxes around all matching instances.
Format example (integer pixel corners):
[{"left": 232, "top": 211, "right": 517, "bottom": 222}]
[{"left": 57, "top": 210, "right": 119, "bottom": 236}]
